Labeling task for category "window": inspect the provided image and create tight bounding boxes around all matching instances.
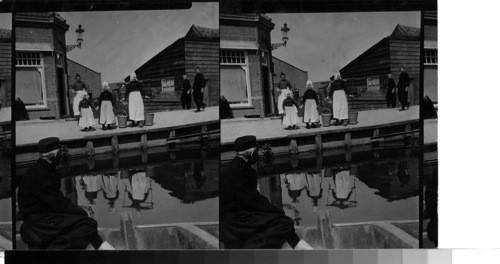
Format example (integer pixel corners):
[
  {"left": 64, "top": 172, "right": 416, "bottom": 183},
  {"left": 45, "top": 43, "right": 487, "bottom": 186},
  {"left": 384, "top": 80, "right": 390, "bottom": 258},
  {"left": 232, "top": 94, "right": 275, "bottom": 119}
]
[
  {"left": 220, "top": 49, "right": 251, "bottom": 107},
  {"left": 424, "top": 49, "right": 438, "bottom": 65},
  {"left": 161, "top": 77, "right": 175, "bottom": 93},
  {"left": 15, "top": 52, "right": 47, "bottom": 109},
  {"left": 367, "top": 77, "right": 380, "bottom": 91}
]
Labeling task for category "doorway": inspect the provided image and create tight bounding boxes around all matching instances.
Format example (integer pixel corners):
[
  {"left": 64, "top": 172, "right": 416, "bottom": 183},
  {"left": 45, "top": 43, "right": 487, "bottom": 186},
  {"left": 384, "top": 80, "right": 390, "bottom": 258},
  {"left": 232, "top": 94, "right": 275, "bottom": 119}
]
[
  {"left": 261, "top": 66, "right": 273, "bottom": 116},
  {"left": 57, "top": 68, "right": 67, "bottom": 117}
]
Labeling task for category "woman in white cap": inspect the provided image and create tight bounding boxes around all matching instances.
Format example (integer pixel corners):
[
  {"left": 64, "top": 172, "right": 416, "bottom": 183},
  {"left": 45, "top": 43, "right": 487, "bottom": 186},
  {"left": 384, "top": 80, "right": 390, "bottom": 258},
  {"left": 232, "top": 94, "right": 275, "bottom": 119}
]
[
  {"left": 300, "top": 80, "right": 320, "bottom": 129},
  {"left": 123, "top": 72, "right": 145, "bottom": 128},
  {"left": 327, "top": 72, "right": 349, "bottom": 126},
  {"left": 97, "top": 81, "right": 116, "bottom": 130}
]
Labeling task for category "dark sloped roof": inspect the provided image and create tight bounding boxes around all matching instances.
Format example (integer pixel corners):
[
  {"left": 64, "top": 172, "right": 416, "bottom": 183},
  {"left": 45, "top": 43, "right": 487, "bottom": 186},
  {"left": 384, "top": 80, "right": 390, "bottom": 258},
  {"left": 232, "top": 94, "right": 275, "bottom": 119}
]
[
  {"left": 0, "top": 29, "right": 12, "bottom": 39},
  {"left": 185, "top": 25, "right": 219, "bottom": 40},
  {"left": 390, "top": 24, "right": 420, "bottom": 39}
]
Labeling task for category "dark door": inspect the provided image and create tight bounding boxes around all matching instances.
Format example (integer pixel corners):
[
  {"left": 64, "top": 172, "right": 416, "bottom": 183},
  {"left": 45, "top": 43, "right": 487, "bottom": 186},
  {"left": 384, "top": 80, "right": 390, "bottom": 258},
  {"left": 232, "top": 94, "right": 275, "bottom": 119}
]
[
  {"left": 261, "top": 66, "right": 272, "bottom": 116},
  {"left": 57, "top": 68, "right": 67, "bottom": 117}
]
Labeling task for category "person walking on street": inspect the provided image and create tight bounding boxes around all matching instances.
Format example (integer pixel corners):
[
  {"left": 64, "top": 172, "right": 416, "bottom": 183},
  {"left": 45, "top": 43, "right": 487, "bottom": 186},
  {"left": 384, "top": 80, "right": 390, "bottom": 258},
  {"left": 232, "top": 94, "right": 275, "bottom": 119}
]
[
  {"left": 397, "top": 66, "right": 411, "bottom": 110},
  {"left": 220, "top": 136, "right": 313, "bottom": 249},
  {"left": 124, "top": 72, "right": 145, "bottom": 127},
  {"left": 301, "top": 80, "right": 320, "bottom": 129},
  {"left": 193, "top": 67, "right": 206, "bottom": 112},
  {"left": 386, "top": 73, "right": 397, "bottom": 108},
  {"left": 17, "top": 137, "right": 115, "bottom": 250},
  {"left": 181, "top": 73, "right": 192, "bottom": 109},
  {"left": 327, "top": 72, "right": 349, "bottom": 126}
]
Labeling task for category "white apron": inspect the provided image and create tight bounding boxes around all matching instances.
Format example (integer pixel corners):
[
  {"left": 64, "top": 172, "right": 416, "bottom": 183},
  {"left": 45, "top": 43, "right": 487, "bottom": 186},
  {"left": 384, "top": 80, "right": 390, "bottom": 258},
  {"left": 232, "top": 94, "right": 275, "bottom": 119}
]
[
  {"left": 277, "top": 88, "right": 292, "bottom": 114},
  {"left": 334, "top": 170, "right": 352, "bottom": 199},
  {"left": 128, "top": 91, "right": 144, "bottom": 121},
  {"left": 78, "top": 108, "right": 95, "bottom": 128},
  {"left": 83, "top": 175, "right": 101, "bottom": 193},
  {"left": 102, "top": 174, "right": 119, "bottom": 199},
  {"left": 332, "top": 90, "right": 348, "bottom": 120},
  {"left": 303, "top": 99, "right": 319, "bottom": 123},
  {"left": 306, "top": 171, "right": 323, "bottom": 197},
  {"left": 131, "top": 172, "right": 148, "bottom": 200},
  {"left": 282, "top": 106, "right": 299, "bottom": 126},
  {"left": 285, "top": 173, "right": 308, "bottom": 191},
  {"left": 99, "top": 101, "right": 116, "bottom": 125},
  {"left": 73, "top": 90, "right": 88, "bottom": 116}
]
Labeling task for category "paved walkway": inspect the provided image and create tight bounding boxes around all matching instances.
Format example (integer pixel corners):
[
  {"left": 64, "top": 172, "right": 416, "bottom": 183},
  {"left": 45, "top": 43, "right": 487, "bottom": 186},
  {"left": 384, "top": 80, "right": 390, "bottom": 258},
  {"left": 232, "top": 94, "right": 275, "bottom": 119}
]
[
  {"left": 424, "top": 118, "right": 438, "bottom": 145},
  {"left": 222, "top": 106, "right": 419, "bottom": 145},
  {"left": 16, "top": 107, "right": 218, "bottom": 146}
]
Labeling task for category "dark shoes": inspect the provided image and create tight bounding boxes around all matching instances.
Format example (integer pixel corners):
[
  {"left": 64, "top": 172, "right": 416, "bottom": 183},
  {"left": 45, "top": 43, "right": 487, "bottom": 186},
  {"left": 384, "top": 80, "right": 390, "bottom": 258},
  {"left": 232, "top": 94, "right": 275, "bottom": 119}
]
[
  {"left": 311, "top": 123, "right": 317, "bottom": 129},
  {"left": 102, "top": 125, "right": 107, "bottom": 130},
  {"left": 342, "top": 120, "right": 348, "bottom": 126},
  {"left": 306, "top": 124, "right": 311, "bottom": 129},
  {"left": 138, "top": 121, "right": 144, "bottom": 128}
]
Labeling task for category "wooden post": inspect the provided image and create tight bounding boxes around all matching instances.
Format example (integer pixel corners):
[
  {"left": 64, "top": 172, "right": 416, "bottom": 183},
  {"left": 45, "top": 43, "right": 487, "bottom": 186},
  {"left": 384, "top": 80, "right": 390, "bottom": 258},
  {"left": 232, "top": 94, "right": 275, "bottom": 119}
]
[
  {"left": 112, "top": 153, "right": 120, "bottom": 170},
  {"left": 120, "top": 212, "right": 138, "bottom": 250},
  {"left": 345, "top": 147, "right": 352, "bottom": 162},
  {"left": 141, "top": 151, "right": 148, "bottom": 164},
  {"left": 111, "top": 136, "right": 119, "bottom": 154},
  {"left": 344, "top": 132, "right": 351, "bottom": 149},
  {"left": 200, "top": 125, "right": 208, "bottom": 145},
  {"left": 169, "top": 152, "right": 176, "bottom": 160},
  {"left": 85, "top": 141, "right": 95, "bottom": 156},
  {"left": 167, "top": 130, "right": 176, "bottom": 149},
  {"left": 373, "top": 129, "right": 380, "bottom": 138},
  {"left": 315, "top": 134, "right": 323, "bottom": 152},
  {"left": 290, "top": 155, "right": 299, "bottom": 169},
  {"left": 140, "top": 134, "right": 148, "bottom": 150},
  {"left": 289, "top": 139, "right": 298, "bottom": 155},
  {"left": 316, "top": 152, "right": 323, "bottom": 167},
  {"left": 317, "top": 210, "right": 334, "bottom": 249}
]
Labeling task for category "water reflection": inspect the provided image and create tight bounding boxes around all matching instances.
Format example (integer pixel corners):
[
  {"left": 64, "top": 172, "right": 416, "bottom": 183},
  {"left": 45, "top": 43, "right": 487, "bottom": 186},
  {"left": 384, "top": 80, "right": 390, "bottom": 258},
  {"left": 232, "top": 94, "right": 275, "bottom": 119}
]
[{"left": 257, "top": 146, "right": 419, "bottom": 226}]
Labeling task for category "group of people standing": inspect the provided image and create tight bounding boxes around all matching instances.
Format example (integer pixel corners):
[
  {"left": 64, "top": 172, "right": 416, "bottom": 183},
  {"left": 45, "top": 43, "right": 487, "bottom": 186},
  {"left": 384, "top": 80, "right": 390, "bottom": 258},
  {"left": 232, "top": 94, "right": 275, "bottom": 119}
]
[
  {"left": 277, "top": 71, "right": 350, "bottom": 130},
  {"left": 181, "top": 67, "right": 207, "bottom": 112},
  {"left": 386, "top": 65, "right": 411, "bottom": 110}
]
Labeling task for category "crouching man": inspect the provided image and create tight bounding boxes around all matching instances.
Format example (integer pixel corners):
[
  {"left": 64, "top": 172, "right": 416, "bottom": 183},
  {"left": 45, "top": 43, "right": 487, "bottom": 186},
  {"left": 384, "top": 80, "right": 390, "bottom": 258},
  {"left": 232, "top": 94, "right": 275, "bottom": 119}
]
[
  {"left": 220, "top": 135, "right": 312, "bottom": 249},
  {"left": 17, "top": 137, "right": 114, "bottom": 250}
]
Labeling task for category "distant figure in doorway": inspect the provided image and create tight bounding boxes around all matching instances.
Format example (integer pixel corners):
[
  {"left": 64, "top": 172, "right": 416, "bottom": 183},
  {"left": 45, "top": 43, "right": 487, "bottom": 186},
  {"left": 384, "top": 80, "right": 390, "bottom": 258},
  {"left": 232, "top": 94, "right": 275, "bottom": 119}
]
[
  {"left": 124, "top": 72, "right": 145, "bottom": 127},
  {"left": 277, "top": 72, "right": 293, "bottom": 116},
  {"left": 181, "top": 73, "right": 192, "bottom": 109},
  {"left": 220, "top": 95, "right": 234, "bottom": 119},
  {"left": 193, "top": 67, "right": 207, "bottom": 112},
  {"left": 386, "top": 73, "right": 397, "bottom": 108},
  {"left": 220, "top": 135, "right": 312, "bottom": 249},
  {"left": 97, "top": 81, "right": 116, "bottom": 130},
  {"left": 17, "top": 137, "right": 114, "bottom": 250},
  {"left": 78, "top": 94, "right": 96, "bottom": 132},
  {"left": 101, "top": 173, "right": 120, "bottom": 213},
  {"left": 327, "top": 72, "right": 349, "bottom": 126},
  {"left": 301, "top": 80, "right": 320, "bottom": 129},
  {"left": 282, "top": 93, "right": 300, "bottom": 130},
  {"left": 422, "top": 95, "right": 437, "bottom": 119},
  {"left": 397, "top": 66, "right": 411, "bottom": 110},
  {"left": 72, "top": 73, "right": 88, "bottom": 120},
  {"left": 14, "top": 97, "right": 29, "bottom": 121}
]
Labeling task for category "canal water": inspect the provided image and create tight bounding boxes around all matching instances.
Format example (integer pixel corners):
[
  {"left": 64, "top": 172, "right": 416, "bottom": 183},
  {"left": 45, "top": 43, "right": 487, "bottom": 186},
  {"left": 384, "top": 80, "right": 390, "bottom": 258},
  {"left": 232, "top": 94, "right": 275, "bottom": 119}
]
[
  {"left": 253, "top": 144, "right": 419, "bottom": 227},
  {"left": 0, "top": 157, "right": 11, "bottom": 223},
  {"left": 15, "top": 147, "right": 219, "bottom": 229}
]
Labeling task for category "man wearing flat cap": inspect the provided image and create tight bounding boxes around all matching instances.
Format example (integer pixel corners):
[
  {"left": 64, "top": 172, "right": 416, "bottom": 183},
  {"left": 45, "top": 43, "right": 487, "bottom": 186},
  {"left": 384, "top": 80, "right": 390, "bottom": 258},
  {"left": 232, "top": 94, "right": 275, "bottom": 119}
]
[
  {"left": 17, "top": 137, "right": 114, "bottom": 250},
  {"left": 220, "top": 135, "right": 312, "bottom": 249}
]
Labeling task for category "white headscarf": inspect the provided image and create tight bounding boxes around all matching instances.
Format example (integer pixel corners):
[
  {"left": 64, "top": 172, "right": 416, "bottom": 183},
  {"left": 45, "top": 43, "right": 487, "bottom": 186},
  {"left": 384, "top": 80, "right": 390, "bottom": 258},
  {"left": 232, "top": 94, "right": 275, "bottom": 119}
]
[
  {"left": 306, "top": 80, "right": 314, "bottom": 89},
  {"left": 102, "top": 81, "right": 109, "bottom": 90},
  {"left": 130, "top": 72, "right": 137, "bottom": 81},
  {"left": 336, "top": 72, "right": 342, "bottom": 80}
]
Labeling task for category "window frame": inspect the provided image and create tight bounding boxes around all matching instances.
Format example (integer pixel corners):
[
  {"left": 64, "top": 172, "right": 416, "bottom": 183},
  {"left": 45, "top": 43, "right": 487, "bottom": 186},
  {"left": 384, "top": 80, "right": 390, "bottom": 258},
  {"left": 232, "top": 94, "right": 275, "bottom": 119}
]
[
  {"left": 220, "top": 49, "right": 252, "bottom": 108},
  {"left": 424, "top": 49, "right": 438, "bottom": 65},
  {"left": 15, "top": 52, "right": 48, "bottom": 109}
]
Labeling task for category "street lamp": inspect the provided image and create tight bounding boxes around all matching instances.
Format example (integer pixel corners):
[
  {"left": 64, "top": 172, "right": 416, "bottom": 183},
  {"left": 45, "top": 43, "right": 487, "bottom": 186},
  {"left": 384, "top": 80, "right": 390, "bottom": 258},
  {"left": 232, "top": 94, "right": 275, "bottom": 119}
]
[
  {"left": 272, "top": 22, "right": 290, "bottom": 50},
  {"left": 67, "top": 24, "right": 85, "bottom": 52}
]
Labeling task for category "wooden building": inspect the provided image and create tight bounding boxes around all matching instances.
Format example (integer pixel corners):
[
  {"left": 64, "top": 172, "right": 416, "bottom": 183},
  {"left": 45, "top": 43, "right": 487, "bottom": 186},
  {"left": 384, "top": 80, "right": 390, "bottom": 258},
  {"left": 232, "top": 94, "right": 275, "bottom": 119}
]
[
  {"left": 423, "top": 11, "right": 437, "bottom": 103},
  {"left": 339, "top": 24, "right": 421, "bottom": 110},
  {"left": 0, "top": 28, "right": 11, "bottom": 109},
  {"left": 132, "top": 25, "right": 219, "bottom": 111}
]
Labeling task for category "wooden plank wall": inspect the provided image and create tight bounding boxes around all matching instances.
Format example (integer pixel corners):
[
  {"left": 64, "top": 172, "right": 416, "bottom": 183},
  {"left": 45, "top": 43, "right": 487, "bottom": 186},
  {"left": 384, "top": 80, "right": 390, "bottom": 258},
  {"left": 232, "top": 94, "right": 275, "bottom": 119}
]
[
  {"left": 389, "top": 39, "right": 420, "bottom": 105},
  {"left": 0, "top": 40, "right": 11, "bottom": 108},
  {"left": 340, "top": 38, "right": 391, "bottom": 79},
  {"left": 185, "top": 40, "right": 219, "bottom": 107}
]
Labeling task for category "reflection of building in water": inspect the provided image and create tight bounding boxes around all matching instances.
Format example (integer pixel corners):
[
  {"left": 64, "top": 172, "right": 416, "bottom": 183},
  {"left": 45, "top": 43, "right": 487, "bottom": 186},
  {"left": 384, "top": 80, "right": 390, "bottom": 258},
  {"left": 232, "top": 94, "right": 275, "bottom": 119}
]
[
  {"left": 150, "top": 162, "right": 218, "bottom": 204},
  {"left": 356, "top": 159, "right": 419, "bottom": 202},
  {"left": 80, "top": 175, "right": 102, "bottom": 205},
  {"left": 305, "top": 170, "right": 323, "bottom": 211},
  {"left": 326, "top": 169, "right": 357, "bottom": 210},
  {"left": 123, "top": 169, "right": 153, "bottom": 212},
  {"left": 101, "top": 173, "right": 120, "bottom": 213},
  {"left": 284, "top": 173, "right": 307, "bottom": 203}
]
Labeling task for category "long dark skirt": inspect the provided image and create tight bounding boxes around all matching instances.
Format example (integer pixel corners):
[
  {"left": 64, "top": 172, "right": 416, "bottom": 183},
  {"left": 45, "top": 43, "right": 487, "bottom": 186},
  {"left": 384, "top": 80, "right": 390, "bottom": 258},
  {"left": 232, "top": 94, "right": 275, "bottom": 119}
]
[
  {"left": 21, "top": 213, "right": 102, "bottom": 249},
  {"left": 221, "top": 211, "right": 300, "bottom": 249},
  {"left": 386, "top": 90, "right": 396, "bottom": 108},
  {"left": 181, "top": 92, "right": 191, "bottom": 109},
  {"left": 398, "top": 89, "right": 409, "bottom": 108},
  {"left": 193, "top": 90, "right": 204, "bottom": 110}
]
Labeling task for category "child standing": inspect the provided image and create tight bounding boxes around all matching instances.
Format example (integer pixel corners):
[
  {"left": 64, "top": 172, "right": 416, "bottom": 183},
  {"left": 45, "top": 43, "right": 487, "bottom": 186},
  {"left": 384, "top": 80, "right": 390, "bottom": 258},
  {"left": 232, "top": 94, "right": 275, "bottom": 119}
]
[
  {"left": 282, "top": 93, "right": 300, "bottom": 130},
  {"left": 79, "top": 93, "right": 96, "bottom": 131},
  {"left": 301, "top": 80, "right": 320, "bottom": 129},
  {"left": 97, "top": 81, "right": 116, "bottom": 130}
]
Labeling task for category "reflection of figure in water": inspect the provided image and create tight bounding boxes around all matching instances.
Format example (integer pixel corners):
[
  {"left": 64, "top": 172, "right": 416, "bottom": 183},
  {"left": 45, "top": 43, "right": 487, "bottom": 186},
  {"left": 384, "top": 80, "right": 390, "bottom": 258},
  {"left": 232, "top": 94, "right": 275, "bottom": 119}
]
[
  {"left": 284, "top": 173, "right": 307, "bottom": 203},
  {"left": 193, "top": 162, "right": 206, "bottom": 188},
  {"left": 124, "top": 170, "right": 153, "bottom": 212},
  {"left": 396, "top": 161, "right": 411, "bottom": 186},
  {"left": 305, "top": 170, "right": 324, "bottom": 212},
  {"left": 101, "top": 173, "right": 120, "bottom": 213},
  {"left": 425, "top": 166, "right": 438, "bottom": 247},
  {"left": 79, "top": 175, "right": 102, "bottom": 206},
  {"left": 326, "top": 168, "right": 357, "bottom": 211}
]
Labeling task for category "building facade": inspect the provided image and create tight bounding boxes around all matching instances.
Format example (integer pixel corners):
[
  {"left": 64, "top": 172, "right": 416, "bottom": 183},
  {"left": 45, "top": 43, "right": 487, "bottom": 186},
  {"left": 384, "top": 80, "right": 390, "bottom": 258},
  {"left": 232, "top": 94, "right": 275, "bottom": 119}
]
[
  {"left": 220, "top": 13, "right": 276, "bottom": 118},
  {"left": 340, "top": 24, "right": 421, "bottom": 108},
  {"left": 0, "top": 29, "right": 11, "bottom": 109},
  {"left": 133, "top": 25, "right": 219, "bottom": 109},
  {"left": 272, "top": 56, "right": 308, "bottom": 97},
  {"left": 423, "top": 11, "right": 437, "bottom": 103}
]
